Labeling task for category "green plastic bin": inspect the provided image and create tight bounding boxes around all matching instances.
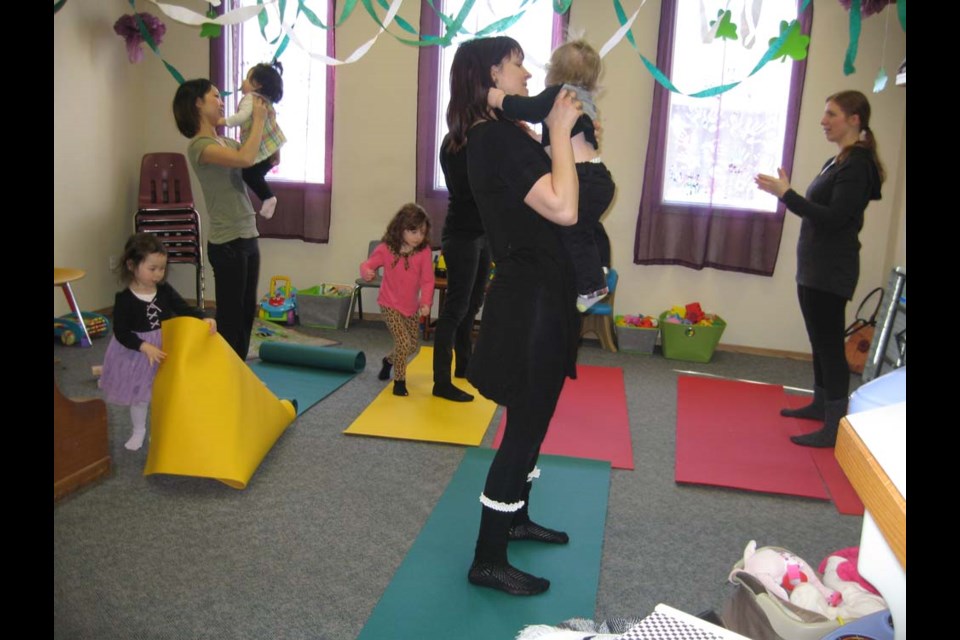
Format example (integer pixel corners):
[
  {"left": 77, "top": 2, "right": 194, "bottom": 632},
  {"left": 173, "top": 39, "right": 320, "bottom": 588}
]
[{"left": 658, "top": 312, "right": 726, "bottom": 363}]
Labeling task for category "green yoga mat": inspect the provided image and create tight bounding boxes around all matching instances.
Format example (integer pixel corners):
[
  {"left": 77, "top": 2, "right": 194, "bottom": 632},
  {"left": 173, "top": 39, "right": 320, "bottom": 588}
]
[
  {"left": 358, "top": 448, "right": 611, "bottom": 640},
  {"left": 248, "top": 343, "right": 365, "bottom": 415}
]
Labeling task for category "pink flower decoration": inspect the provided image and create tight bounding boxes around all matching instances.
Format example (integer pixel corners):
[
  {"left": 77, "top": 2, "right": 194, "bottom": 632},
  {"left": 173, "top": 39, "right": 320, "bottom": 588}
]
[{"left": 113, "top": 13, "right": 166, "bottom": 64}]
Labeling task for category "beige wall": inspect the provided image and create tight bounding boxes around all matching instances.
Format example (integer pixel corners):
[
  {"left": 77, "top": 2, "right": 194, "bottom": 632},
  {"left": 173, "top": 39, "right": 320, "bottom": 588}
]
[{"left": 54, "top": 1, "right": 906, "bottom": 354}]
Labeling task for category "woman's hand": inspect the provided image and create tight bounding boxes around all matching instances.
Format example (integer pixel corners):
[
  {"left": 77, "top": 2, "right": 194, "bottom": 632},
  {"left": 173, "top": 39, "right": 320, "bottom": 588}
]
[
  {"left": 419, "top": 304, "right": 431, "bottom": 318},
  {"left": 251, "top": 95, "right": 268, "bottom": 123},
  {"left": 204, "top": 318, "right": 218, "bottom": 335},
  {"left": 755, "top": 168, "right": 791, "bottom": 199},
  {"left": 360, "top": 267, "right": 376, "bottom": 282},
  {"left": 140, "top": 342, "right": 167, "bottom": 366},
  {"left": 544, "top": 89, "right": 582, "bottom": 134}
]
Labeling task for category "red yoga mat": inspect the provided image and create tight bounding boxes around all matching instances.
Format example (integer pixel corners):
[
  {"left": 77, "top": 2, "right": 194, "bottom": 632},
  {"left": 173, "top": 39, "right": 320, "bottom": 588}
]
[
  {"left": 492, "top": 365, "right": 634, "bottom": 470},
  {"left": 675, "top": 375, "right": 864, "bottom": 515}
]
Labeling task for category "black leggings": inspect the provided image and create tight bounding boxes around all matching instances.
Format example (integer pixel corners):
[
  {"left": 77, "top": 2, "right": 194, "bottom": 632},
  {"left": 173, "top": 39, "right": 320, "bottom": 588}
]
[
  {"left": 433, "top": 234, "right": 490, "bottom": 383},
  {"left": 207, "top": 237, "right": 260, "bottom": 360},
  {"left": 797, "top": 284, "right": 849, "bottom": 401},
  {"left": 242, "top": 158, "right": 275, "bottom": 202},
  {"left": 477, "top": 285, "right": 567, "bottom": 547}
]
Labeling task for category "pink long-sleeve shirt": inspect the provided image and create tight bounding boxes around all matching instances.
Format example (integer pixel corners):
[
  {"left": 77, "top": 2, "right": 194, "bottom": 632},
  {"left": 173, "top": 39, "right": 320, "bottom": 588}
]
[{"left": 360, "top": 243, "right": 435, "bottom": 318}]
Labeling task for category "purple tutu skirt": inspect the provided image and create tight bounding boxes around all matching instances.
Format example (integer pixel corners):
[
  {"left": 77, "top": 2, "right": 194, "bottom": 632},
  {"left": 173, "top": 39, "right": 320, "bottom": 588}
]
[{"left": 99, "top": 329, "right": 162, "bottom": 405}]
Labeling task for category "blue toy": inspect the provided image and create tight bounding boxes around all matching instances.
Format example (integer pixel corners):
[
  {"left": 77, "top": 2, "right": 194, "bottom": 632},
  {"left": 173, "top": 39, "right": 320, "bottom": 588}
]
[{"left": 259, "top": 275, "right": 298, "bottom": 326}]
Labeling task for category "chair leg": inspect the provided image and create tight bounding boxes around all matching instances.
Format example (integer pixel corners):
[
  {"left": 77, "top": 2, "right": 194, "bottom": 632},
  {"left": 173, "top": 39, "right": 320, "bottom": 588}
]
[{"left": 599, "top": 316, "right": 618, "bottom": 353}]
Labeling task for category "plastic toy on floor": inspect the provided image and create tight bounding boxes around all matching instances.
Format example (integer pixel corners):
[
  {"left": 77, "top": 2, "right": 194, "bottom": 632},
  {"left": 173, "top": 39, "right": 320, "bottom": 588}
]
[
  {"left": 259, "top": 275, "right": 298, "bottom": 326},
  {"left": 733, "top": 540, "right": 841, "bottom": 607},
  {"left": 54, "top": 312, "right": 111, "bottom": 346}
]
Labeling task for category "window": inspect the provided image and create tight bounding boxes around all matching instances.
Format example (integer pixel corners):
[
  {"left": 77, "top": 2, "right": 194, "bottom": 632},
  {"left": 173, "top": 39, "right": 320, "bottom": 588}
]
[
  {"left": 415, "top": 1, "right": 567, "bottom": 245},
  {"left": 634, "top": 0, "right": 812, "bottom": 275},
  {"left": 213, "top": 1, "right": 335, "bottom": 242}
]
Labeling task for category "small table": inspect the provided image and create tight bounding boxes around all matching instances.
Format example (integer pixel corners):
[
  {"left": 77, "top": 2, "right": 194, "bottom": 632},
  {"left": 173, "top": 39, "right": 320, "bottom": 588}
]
[{"left": 54, "top": 267, "right": 93, "bottom": 348}]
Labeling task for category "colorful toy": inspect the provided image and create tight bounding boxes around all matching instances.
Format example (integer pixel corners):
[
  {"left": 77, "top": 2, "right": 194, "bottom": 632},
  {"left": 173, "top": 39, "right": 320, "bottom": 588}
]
[
  {"left": 615, "top": 314, "right": 658, "bottom": 329},
  {"left": 259, "top": 275, "right": 298, "bottom": 326},
  {"left": 731, "top": 540, "right": 841, "bottom": 607},
  {"left": 53, "top": 312, "right": 111, "bottom": 347}
]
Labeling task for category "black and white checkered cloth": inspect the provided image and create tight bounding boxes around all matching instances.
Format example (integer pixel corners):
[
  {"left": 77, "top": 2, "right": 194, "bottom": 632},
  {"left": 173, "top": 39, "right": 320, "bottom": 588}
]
[{"left": 616, "top": 611, "right": 728, "bottom": 640}]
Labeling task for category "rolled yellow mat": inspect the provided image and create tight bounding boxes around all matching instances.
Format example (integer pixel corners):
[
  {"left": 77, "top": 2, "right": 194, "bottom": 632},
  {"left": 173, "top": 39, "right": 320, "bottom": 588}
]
[{"left": 144, "top": 317, "right": 296, "bottom": 489}]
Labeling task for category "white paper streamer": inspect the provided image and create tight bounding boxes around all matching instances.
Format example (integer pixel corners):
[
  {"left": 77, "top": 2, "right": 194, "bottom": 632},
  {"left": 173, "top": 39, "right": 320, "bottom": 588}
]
[
  {"left": 143, "top": 0, "right": 267, "bottom": 27},
  {"left": 598, "top": 1, "right": 645, "bottom": 59},
  {"left": 280, "top": 0, "right": 404, "bottom": 66},
  {"left": 739, "top": 0, "right": 762, "bottom": 48}
]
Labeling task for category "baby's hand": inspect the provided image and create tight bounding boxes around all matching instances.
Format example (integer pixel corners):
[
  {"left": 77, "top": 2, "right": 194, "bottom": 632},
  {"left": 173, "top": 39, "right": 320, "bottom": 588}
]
[
  {"left": 204, "top": 318, "right": 218, "bottom": 335},
  {"left": 140, "top": 342, "right": 167, "bottom": 366},
  {"left": 488, "top": 88, "right": 506, "bottom": 110},
  {"left": 419, "top": 304, "right": 431, "bottom": 318}
]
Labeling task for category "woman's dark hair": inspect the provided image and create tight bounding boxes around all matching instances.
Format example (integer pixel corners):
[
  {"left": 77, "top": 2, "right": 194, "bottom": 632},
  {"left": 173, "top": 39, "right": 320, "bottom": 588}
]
[
  {"left": 445, "top": 36, "right": 524, "bottom": 152},
  {"left": 828, "top": 90, "right": 886, "bottom": 184},
  {"left": 172, "top": 78, "right": 213, "bottom": 138},
  {"left": 250, "top": 60, "right": 284, "bottom": 103},
  {"left": 382, "top": 203, "right": 432, "bottom": 254},
  {"left": 117, "top": 233, "right": 168, "bottom": 285}
]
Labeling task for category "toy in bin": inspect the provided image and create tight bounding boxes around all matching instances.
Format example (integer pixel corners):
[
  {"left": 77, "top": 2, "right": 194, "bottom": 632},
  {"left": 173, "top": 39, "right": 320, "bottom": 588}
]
[
  {"left": 259, "top": 275, "right": 298, "bottom": 326},
  {"left": 53, "top": 312, "right": 111, "bottom": 346},
  {"left": 659, "top": 302, "right": 726, "bottom": 363}
]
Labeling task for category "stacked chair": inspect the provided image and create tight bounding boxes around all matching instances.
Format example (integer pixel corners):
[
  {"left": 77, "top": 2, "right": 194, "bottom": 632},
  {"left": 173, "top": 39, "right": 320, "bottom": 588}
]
[{"left": 133, "top": 153, "right": 205, "bottom": 309}]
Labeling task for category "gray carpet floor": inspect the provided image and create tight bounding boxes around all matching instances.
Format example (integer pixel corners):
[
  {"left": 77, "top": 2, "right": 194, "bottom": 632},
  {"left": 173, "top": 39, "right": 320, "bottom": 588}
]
[{"left": 53, "top": 321, "right": 864, "bottom": 640}]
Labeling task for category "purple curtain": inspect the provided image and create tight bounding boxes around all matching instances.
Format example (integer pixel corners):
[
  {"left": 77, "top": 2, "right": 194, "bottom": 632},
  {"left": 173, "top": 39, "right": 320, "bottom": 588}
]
[
  {"left": 634, "top": 0, "right": 812, "bottom": 275},
  {"left": 211, "top": 1, "right": 335, "bottom": 243}
]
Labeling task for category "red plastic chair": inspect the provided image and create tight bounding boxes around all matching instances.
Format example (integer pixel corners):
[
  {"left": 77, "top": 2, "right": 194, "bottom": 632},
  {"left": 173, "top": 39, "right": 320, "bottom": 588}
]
[
  {"left": 134, "top": 153, "right": 205, "bottom": 309},
  {"left": 137, "top": 153, "right": 195, "bottom": 210}
]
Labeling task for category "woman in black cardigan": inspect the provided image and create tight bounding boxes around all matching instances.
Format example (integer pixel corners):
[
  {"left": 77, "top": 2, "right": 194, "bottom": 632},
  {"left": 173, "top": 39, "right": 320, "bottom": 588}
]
[{"left": 756, "top": 90, "right": 885, "bottom": 447}]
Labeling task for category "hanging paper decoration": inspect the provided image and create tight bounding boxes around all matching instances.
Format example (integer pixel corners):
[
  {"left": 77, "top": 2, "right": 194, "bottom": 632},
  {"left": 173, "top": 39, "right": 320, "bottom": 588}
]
[
  {"left": 709, "top": 9, "right": 739, "bottom": 41},
  {"left": 768, "top": 19, "right": 810, "bottom": 61},
  {"left": 837, "top": 0, "right": 896, "bottom": 17},
  {"left": 113, "top": 12, "right": 167, "bottom": 64}
]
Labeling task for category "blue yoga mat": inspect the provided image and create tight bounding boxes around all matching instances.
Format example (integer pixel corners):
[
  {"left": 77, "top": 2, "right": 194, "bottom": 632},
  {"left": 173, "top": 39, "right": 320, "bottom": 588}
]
[
  {"left": 358, "top": 448, "right": 611, "bottom": 640},
  {"left": 248, "top": 343, "right": 365, "bottom": 416}
]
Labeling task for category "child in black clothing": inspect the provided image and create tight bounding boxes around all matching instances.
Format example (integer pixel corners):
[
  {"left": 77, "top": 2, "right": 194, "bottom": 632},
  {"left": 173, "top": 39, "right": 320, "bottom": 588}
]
[{"left": 488, "top": 39, "right": 616, "bottom": 312}]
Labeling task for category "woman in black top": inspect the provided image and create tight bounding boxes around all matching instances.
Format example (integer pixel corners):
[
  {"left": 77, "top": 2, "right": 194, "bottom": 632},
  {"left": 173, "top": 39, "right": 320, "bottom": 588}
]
[
  {"left": 447, "top": 36, "right": 582, "bottom": 596},
  {"left": 756, "top": 90, "right": 884, "bottom": 448},
  {"left": 431, "top": 133, "right": 490, "bottom": 403}
]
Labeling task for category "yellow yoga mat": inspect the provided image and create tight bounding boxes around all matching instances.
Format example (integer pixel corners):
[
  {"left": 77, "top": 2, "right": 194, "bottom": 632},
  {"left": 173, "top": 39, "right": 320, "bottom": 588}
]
[
  {"left": 144, "top": 317, "right": 296, "bottom": 489},
  {"left": 344, "top": 347, "right": 498, "bottom": 446}
]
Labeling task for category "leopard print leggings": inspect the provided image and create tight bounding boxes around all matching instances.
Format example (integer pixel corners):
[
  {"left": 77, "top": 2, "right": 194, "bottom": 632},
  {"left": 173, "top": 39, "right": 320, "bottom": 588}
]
[{"left": 381, "top": 306, "right": 421, "bottom": 381}]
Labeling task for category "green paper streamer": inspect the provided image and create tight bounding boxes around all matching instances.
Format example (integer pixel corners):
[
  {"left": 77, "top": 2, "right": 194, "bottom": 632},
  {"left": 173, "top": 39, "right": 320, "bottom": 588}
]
[
  {"left": 553, "top": 0, "right": 572, "bottom": 13},
  {"left": 54, "top": 0, "right": 67, "bottom": 14},
  {"left": 897, "top": 0, "right": 906, "bottom": 31},
  {"left": 844, "top": 0, "right": 861, "bottom": 75}
]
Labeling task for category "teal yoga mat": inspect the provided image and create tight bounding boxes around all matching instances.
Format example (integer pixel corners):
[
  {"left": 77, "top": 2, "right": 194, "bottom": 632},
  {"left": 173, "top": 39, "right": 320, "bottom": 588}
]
[
  {"left": 248, "top": 343, "right": 365, "bottom": 415},
  {"left": 358, "top": 448, "right": 611, "bottom": 640}
]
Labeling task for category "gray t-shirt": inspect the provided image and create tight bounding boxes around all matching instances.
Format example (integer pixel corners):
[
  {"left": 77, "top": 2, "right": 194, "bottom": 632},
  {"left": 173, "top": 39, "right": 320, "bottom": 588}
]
[{"left": 187, "top": 137, "right": 258, "bottom": 245}]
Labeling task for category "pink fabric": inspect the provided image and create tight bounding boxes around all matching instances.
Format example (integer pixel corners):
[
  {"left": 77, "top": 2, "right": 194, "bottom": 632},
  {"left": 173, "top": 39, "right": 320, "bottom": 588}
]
[
  {"left": 818, "top": 547, "right": 881, "bottom": 595},
  {"left": 360, "top": 243, "right": 435, "bottom": 318}
]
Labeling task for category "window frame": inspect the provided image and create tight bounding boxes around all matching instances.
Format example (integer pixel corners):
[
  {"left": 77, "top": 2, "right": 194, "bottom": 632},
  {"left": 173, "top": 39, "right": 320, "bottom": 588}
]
[
  {"left": 211, "top": 2, "right": 336, "bottom": 243},
  {"left": 414, "top": 2, "right": 568, "bottom": 247},
  {"left": 634, "top": 0, "right": 812, "bottom": 275}
]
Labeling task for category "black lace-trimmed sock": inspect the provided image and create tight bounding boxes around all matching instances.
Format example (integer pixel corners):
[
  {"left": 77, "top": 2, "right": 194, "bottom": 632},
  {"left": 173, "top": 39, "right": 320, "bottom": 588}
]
[
  {"left": 508, "top": 520, "right": 569, "bottom": 544},
  {"left": 468, "top": 561, "right": 550, "bottom": 596}
]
